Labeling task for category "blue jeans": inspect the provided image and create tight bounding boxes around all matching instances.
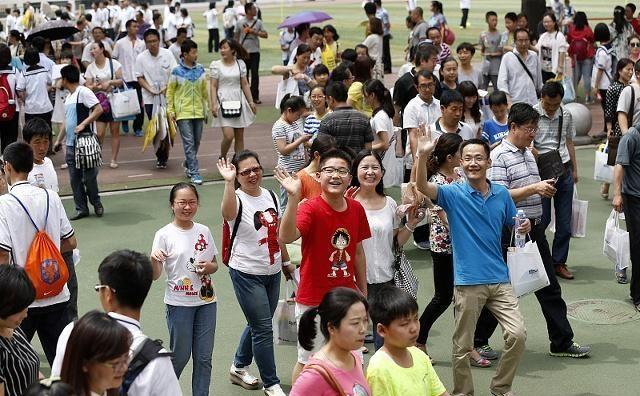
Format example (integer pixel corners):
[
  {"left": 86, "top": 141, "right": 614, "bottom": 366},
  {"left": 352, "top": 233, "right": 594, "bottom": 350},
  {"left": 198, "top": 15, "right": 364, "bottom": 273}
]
[
  {"left": 541, "top": 167, "right": 574, "bottom": 266},
  {"left": 177, "top": 118, "right": 204, "bottom": 177},
  {"left": 65, "top": 147, "right": 101, "bottom": 214},
  {"left": 572, "top": 58, "right": 593, "bottom": 98},
  {"left": 229, "top": 267, "right": 281, "bottom": 388},
  {"left": 166, "top": 303, "right": 217, "bottom": 396}
]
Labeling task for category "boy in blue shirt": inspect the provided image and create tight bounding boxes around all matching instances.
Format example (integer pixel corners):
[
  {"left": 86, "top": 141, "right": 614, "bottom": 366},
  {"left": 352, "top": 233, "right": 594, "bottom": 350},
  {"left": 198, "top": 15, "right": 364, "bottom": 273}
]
[{"left": 482, "top": 90, "right": 509, "bottom": 148}]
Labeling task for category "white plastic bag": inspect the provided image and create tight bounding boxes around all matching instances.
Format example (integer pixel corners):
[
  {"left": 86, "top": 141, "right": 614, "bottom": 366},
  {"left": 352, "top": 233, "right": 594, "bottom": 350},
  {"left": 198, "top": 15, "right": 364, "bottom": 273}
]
[
  {"left": 110, "top": 83, "right": 141, "bottom": 119},
  {"left": 274, "top": 77, "right": 299, "bottom": 109},
  {"left": 273, "top": 282, "right": 297, "bottom": 345},
  {"left": 549, "top": 186, "right": 588, "bottom": 237},
  {"left": 593, "top": 150, "right": 614, "bottom": 183},
  {"left": 382, "top": 128, "right": 403, "bottom": 188},
  {"left": 562, "top": 76, "right": 576, "bottom": 104},
  {"left": 507, "top": 240, "right": 550, "bottom": 297},
  {"left": 603, "top": 210, "right": 630, "bottom": 271}
]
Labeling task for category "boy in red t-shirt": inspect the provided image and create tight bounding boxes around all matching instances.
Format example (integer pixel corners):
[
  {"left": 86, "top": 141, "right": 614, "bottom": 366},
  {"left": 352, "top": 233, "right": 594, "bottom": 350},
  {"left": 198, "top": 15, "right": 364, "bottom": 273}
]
[{"left": 275, "top": 148, "right": 371, "bottom": 383}]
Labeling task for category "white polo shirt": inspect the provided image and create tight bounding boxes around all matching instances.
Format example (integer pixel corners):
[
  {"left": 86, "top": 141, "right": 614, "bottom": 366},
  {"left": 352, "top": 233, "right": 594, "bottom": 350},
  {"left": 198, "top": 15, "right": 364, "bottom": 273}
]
[
  {"left": 135, "top": 48, "right": 177, "bottom": 105},
  {"left": 52, "top": 312, "right": 182, "bottom": 396},
  {"left": 16, "top": 67, "right": 53, "bottom": 114},
  {"left": 0, "top": 182, "right": 74, "bottom": 308},
  {"left": 403, "top": 94, "right": 442, "bottom": 130},
  {"left": 113, "top": 36, "right": 146, "bottom": 82}
]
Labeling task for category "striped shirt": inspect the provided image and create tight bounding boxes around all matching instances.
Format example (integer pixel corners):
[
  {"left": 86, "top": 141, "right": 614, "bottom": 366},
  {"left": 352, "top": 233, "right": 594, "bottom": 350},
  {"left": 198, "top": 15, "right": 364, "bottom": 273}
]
[
  {"left": 533, "top": 103, "right": 575, "bottom": 164},
  {"left": 0, "top": 327, "right": 39, "bottom": 396},
  {"left": 272, "top": 118, "right": 306, "bottom": 173},
  {"left": 489, "top": 139, "right": 543, "bottom": 219}
]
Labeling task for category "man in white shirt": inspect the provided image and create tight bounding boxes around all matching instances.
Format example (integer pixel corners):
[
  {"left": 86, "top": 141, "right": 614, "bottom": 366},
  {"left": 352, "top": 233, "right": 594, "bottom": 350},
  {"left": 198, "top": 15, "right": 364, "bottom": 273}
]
[
  {"left": 0, "top": 142, "right": 76, "bottom": 366},
  {"left": 51, "top": 250, "right": 182, "bottom": 396},
  {"left": 81, "top": 26, "right": 114, "bottom": 68},
  {"left": 497, "top": 28, "right": 543, "bottom": 106},
  {"left": 169, "top": 27, "right": 187, "bottom": 61},
  {"left": 164, "top": 5, "right": 178, "bottom": 42},
  {"left": 204, "top": 2, "right": 219, "bottom": 53},
  {"left": 136, "top": 28, "right": 178, "bottom": 168},
  {"left": 429, "top": 90, "right": 476, "bottom": 141},
  {"left": 113, "top": 19, "right": 146, "bottom": 136},
  {"left": 117, "top": 0, "right": 136, "bottom": 38}
]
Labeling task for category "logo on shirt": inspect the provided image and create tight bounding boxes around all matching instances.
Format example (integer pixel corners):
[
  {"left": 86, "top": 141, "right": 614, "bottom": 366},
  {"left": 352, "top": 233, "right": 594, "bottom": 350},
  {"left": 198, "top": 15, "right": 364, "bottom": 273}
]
[
  {"left": 328, "top": 228, "right": 351, "bottom": 278},
  {"left": 254, "top": 208, "right": 280, "bottom": 265},
  {"left": 182, "top": 233, "right": 215, "bottom": 302}
]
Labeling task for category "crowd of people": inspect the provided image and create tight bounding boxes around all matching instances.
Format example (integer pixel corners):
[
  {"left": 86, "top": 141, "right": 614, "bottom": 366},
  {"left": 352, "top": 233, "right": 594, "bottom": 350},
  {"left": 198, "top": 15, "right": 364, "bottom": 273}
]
[{"left": 1, "top": 0, "right": 640, "bottom": 395}]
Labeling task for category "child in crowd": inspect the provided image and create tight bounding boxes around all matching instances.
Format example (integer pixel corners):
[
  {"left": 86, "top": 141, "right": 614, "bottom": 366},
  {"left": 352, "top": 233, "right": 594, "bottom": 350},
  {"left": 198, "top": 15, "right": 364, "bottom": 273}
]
[
  {"left": 367, "top": 285, "right": 449, "bottom": 396},
  {"left": 151, "top": 182, "right": 218, "bottom": 396},
  {"left": 24, "top": 118, "right": 59, "bottom": 192},
  {"left": 481, "top": 90, "right": 509, "bottom": 148},
  {"left": 479, "top": 11, "right": 503, "bottom": 90},
  {"left": 272, "top": 94, "right": 311, "bottom": 212},
  {"left": 502, "top": 12, "right": 518, "bottom": 52},
  {"left": 304, "top": 86, "right": 330, "bottom": 139}
]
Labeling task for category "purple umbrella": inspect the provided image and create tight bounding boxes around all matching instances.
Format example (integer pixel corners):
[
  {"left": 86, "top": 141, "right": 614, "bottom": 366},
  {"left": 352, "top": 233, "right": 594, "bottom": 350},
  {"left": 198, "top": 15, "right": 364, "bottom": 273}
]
[{"left": 278, "top": 11, "right": 332, "bottom": 29}]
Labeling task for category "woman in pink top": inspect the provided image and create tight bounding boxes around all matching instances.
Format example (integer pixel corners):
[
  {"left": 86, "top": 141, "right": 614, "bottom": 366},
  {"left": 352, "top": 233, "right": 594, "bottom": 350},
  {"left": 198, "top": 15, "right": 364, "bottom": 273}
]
[{"left": 290, "top": 287, "right": 371, "bottom": 396}]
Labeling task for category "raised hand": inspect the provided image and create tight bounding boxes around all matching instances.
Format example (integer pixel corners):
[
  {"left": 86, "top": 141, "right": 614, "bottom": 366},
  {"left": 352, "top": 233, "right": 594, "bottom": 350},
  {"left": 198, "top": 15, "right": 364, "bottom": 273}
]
[
  {"left": 274, "top": 166, "right": 301, "bottom": 199},
  {"left": 216, "top": 157, "right": 236, "bottom": 182},
  {"left": 344, "top": 186, "right": 360, "bottom": 199},
  {"left": 416, "top": 122, "right": 436, "bottom": 156}
]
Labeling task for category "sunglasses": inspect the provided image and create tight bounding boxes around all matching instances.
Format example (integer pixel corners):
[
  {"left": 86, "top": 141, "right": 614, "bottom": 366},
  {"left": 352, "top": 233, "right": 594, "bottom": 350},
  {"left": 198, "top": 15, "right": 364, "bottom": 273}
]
[
  {"left": 238, "top": 166, "right": 263, "bottom": 177},
  {"left": 631, "top": 42, "right": 640, "bottom": 47}
]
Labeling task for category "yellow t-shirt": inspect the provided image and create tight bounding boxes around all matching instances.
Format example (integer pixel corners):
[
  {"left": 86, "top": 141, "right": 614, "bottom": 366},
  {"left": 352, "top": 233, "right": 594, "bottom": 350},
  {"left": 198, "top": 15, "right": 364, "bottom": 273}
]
[
  {"left": 366, "top": 347, "right": 447, "bottom": 396},
  {"left": 348, "top": 81, "right": 373, "bottom": 118},
  {"left": 321, "top": 45, "right": 337, "bottom": 72}
]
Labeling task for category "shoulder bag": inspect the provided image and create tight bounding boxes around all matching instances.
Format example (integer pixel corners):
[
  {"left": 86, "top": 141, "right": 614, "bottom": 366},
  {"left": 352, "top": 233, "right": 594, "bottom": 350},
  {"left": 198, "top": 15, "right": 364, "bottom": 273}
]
[
  {"left": 393, "top": 236, "right": 419, "bottom": 300},
  {"left": 536, "top": 113, "right": 566, "bottom": 180},
  {"left": 74, "top": 89, "right": 102, "bottom": 169},
  {"left": 510, "top": 51, "right": 540, "bottom": 98},
  {"left": 218, "top": 61, "right": 242, "bottom": 118}
]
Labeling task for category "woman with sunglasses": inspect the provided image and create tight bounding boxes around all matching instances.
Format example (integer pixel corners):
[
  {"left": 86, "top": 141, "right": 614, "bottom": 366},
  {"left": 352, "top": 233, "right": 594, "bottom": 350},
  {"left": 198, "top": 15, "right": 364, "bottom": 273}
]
[
  {"left": 217, "top": 151, "right": 293, "bottom": 396},
  {"left": 151, "top": 182, "right": 219, "bottom": 396},
  {"left": 60, "top": 310, "right": 131, "bottom": 396},
  {"left": 628, "top": 35, "right": 640, "bottom": 63}
]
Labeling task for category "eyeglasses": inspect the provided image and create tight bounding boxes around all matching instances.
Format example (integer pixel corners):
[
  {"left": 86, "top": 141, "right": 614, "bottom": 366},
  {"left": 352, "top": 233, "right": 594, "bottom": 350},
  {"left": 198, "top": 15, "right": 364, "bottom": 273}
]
[
  {"left": 418, "top": 83, "right": 436, "bottom": 90},
  {"left": 94, "top": 284, "right": 116, "bottom": 293},
  {"left": 462, "top": 156, "right": 488, "bottom": 164},
  {"left": 310, "top": 95, "right": 325, "bottom": 100},
  {"left": 520, "top": 126, "right": 539, "bottom": 135},
  {"left": 100, "top": 357, "right": 129, "bottom": 372},
  {"left": 320, "top": 166, "right": 350, "bottom": 176},
  {"left": 631, "top": 42, "right": 640, "bottom": 47},
  {"left": 238, "top": 166, "right": 263, "bottom": 177},
  {"left": 174, "top": 200, "right": 198, "bottom": 208}
]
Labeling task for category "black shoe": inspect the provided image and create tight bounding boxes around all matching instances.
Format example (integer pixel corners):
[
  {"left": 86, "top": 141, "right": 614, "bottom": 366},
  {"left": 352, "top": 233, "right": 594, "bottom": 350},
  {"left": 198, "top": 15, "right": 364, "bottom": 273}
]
[
  {"left": 94, "top": 204, "right": 104, "bottom": 217},
  {"left": 156, "top": 160, "right": 167, "bottom": 169},
  {"left": 254, "top": 99, "right": 262, "bottom": 104},
  {"left": 70, "top": 212, "right": 89, "bottom": 221}
]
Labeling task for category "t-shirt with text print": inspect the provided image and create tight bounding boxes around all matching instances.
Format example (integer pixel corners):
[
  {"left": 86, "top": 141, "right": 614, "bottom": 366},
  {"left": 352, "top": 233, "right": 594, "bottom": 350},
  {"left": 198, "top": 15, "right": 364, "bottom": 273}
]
[{"left": 152, "top": 222, "right": 218, "bottom": 307}]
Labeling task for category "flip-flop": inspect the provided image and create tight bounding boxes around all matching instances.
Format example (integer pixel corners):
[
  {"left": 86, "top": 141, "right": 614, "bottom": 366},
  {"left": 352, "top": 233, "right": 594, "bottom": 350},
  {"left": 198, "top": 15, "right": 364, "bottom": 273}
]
[
  {"left": 230, "top": 368, "right": 260, "bottom": 390},
  {"left": 470, "top": 355, "right": 491, "bottom": 368}
]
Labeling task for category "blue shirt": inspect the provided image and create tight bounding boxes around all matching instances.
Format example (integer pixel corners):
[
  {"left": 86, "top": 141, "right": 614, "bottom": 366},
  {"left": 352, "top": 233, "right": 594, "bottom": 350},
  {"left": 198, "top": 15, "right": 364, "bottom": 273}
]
[
  {"left": 482, "top": 118, "right": 509, "bottom": 145},
  {"left": 64, "top": 86, "right": 99, "bottom": 147},
  {"left": 436, "top": 181, "right": 517, "bottom": 286}
]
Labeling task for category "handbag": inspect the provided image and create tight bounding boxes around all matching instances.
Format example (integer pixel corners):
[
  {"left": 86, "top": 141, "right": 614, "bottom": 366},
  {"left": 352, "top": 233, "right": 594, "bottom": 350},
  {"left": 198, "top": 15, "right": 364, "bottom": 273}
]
[
  {"left": 272, "top": 281, "right": 297, "bottom": 345},
  {"left": 74, "top": 90, "right": 102, "bottom": 169},
  {"left": 393, "top": 237, "right": 419, "bottom": 300},
  {"left": 593, "top": 149, "right": 614, "bottom": 183},
  {"left": 506, "top": 231, "right": 550, "bottom": 297},
  {"left": 536, "top": 113, "right": 566, "bottom": 180},
  {"left": 110, "top": 81, "right": 141, "bottom": 120},
  {"left": 218, "top": 61, "right": 243, "bottom": 118},
  {"left": 603, "top": 210, "right": 630, "bottom": 271}
]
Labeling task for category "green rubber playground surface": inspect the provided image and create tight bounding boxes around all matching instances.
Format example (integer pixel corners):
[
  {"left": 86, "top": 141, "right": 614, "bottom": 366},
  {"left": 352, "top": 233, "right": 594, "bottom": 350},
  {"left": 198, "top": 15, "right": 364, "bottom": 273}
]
[{"left": 30, "top": 146, "right": 639, "bottom": 395}]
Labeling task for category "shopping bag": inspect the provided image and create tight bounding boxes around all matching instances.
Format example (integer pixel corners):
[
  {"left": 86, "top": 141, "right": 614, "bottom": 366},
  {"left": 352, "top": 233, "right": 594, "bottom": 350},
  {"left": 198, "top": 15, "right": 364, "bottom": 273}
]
[
  {"left": 593, "top": 150, "right": 614, "bottom": 183},
  {"left": 562, "top": 76, "right": 576, "bottom": 104},
  {"left": 110, "top": 83, "right": 141, "bottom": 120},
  {"left": 382, "top": 129, "right": 403, "bottom": 188},
  {"left": 507, "top": 240, "right": 550, "bottom": 297},
  {"left": 603, "top": 210, "right": 630, "bottom": 271},
  {"left": 571, "top": 187, "right": 588, "bottom": 238},
  {"left": 274, "top": 77, "right": 299, "bottom": 109},
  {"left": 273, "top": 282, "right": 298, "bottom": 345}
]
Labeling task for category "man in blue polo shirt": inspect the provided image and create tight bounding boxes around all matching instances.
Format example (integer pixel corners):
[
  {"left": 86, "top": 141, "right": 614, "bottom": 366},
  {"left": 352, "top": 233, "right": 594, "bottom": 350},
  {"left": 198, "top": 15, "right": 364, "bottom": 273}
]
[{"left": 415, "top": 132, "right": 530, "bottom": 396}]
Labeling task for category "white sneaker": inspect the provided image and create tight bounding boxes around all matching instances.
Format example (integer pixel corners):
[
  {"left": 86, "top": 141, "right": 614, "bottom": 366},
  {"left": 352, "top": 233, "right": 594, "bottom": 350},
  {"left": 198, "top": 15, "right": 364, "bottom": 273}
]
[{"left": 263, "top": 384, "right": 287, "bottom": 396}]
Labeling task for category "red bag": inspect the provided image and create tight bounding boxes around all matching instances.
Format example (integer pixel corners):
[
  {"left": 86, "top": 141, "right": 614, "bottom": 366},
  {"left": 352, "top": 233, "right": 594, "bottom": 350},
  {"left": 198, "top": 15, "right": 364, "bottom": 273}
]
[
  {"left": 443, "top": 27, "right": 455, "bottom": 46},
  {"left": 569, "top": 37, "right": 589, "bottom": 61},
  {"left": 0, "top": 73, "right": 16, "bottom": 121},
  {"left": 10, "top": 191, "right": 68, "bottom": 299},
  {"left": 221, "top": 198, "right": 243, "bottom": 266}
]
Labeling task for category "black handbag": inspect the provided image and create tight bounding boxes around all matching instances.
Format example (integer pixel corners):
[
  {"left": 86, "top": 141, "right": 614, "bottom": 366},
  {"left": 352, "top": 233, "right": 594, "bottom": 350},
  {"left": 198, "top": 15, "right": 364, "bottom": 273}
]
[
  {"left": 536, "top": 113, "right": 566, "bottom": 180},
  {"left": 218, "top": 61, "right": 242, "bottom": 118}
]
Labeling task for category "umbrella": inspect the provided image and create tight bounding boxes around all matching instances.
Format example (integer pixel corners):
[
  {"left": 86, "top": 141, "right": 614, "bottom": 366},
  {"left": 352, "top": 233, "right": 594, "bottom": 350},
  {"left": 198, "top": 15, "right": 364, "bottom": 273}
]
[
  {"left": 278, "top": 11, "right": 332, "bottom": 29},
  {"left": 27, "top": 20, "right": 79, "bottom": 41}
]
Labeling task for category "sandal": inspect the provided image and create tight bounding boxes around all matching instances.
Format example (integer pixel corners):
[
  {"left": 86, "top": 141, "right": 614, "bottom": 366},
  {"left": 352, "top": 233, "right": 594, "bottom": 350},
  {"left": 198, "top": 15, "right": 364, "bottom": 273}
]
[
  {"left": 229, "top": 365, "right": 260, "bottom": 390},
  {"left": 470, "top": 355, "right": 492, "bottom": 368},
  {"left": 616, "top": 270, "right": 628, "bottom": 284}
]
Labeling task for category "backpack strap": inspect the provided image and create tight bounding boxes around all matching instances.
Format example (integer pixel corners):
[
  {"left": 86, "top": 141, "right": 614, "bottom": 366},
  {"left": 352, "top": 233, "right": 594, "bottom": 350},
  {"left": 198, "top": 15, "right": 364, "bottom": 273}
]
[
  {"left": 228, "top": 193, "right": 243, "bottom": 260},
  {"left": 8, "top": 189, "right": 49, "bottom": 231},
  {"left": 268, "top": 189, "right": 278, "bottom": 214},
  {"left": 120, "top": 338, "right": 173, "bottom": 395},
  {"left": 303, "top": 362, "right": 347, "bottom": 396}
]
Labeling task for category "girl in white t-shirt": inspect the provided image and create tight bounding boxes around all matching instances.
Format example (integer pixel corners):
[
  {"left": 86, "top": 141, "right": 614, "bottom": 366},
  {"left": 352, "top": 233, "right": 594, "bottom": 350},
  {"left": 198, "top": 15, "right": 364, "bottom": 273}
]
[
  {"left": 217, "top": 151, "right": 293, "bottom": 396},
  {"left": 84, "top": 42, "right": 124, "bottom": 169},
  {"left": 363, "top": 18, "right": 384, "bottom": 81},
  {"left": 151, "top": 182, "right": 218, "bottom": 396}
]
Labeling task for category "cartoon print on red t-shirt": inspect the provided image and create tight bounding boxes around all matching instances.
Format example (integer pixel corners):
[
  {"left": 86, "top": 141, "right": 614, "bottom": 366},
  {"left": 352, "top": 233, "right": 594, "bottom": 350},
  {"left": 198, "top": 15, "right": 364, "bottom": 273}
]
[
  {"left": 184, "top": 233, "right": 215, "bottom": 302},
  {"left": 328, "top": 228, "right": 351, "bottom": 278},
  {"left": 254, "top": 208, "right": 280, "bottom": 265}
]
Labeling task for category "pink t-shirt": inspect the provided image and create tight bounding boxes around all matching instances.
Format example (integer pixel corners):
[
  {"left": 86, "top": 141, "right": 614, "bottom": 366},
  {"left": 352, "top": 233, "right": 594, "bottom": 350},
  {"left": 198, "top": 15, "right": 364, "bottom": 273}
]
[{"left": 290, "top": 351, "right": 371, "bottom": 396}]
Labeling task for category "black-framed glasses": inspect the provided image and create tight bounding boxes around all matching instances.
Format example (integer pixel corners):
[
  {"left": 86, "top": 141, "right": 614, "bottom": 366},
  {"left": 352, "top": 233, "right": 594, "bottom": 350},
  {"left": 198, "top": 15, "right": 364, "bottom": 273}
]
[
  {"left": 238, "top": 166, "right": 263, "bottom": 177},
  {"left": 320, "top": 166, "right": 350, "bottom": 176}
]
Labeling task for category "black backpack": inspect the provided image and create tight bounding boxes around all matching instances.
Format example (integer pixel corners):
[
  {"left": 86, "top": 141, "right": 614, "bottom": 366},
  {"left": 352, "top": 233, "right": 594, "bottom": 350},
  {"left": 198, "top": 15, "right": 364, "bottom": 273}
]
[{"left": 120, "top": 338, "right": 173, "bottom": 395}]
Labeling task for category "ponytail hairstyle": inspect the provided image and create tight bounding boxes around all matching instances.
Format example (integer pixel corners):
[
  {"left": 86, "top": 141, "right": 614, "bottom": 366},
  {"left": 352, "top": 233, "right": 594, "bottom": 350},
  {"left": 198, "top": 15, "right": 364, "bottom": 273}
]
[
  {"left": 426, "top": 133, "right": 463, "bottom": 178},
  {"left": 279, "top": 94, "right": 306, "bottom": 114},
  {"left": 363, "top": 79, "right": 395, "bottom": 118},
  {"left": 457, "top": 81, "right": 481, "bottom": 123},
  {"left": 306, "top": 133, "right": 336, "bottom": 166},
  {"left": 94, "top": 40, "right": 111, "bottom": 59},
  {"left": 298, "top": 287, "right": 369, "bottom": 351}
]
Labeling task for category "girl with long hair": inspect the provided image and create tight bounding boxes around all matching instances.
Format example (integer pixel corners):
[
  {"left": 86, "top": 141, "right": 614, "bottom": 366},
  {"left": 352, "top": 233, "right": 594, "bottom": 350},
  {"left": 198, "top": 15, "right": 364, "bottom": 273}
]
[
  {"left": 363, "top": 18, "right": 384, "bottom": 81},
  {"left": 567, "top": 11, "right": 595, "bottom": 103},
  {"left": 347, "top": 55, "right": 374, "bottom": 117},
  {"left": 593, "top": 22, "right": 615, "bottom": 136},
  {"left": 438, "top": 56, "right": 458, "bottom": 93},
  {"left": 271, "top": 44, "right": 316, "bottom": 97},
  {"left": 610, "top": 5, "right": 634, "bottom": 59},
  {"left": 536, "top": 11, "right": 569, "bottom": 83},
  {"left": 457, "top": 81, "right": 482, "bottom": 139}
]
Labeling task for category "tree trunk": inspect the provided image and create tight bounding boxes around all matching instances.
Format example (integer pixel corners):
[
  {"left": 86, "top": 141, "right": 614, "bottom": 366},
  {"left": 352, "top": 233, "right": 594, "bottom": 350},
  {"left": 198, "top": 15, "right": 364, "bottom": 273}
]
[{"left": 522, "top": 0, "right": 547, "bottom": 34}]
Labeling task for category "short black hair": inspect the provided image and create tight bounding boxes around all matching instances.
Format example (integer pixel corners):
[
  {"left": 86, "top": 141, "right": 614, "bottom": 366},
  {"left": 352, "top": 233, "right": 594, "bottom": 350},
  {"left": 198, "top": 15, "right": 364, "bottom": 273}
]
[
  {"left": 507, "top": 102, "right": 540, "bottom": 128},
  {"left": 485, "top": 10, "right": 497, "bottom": 20},
  {"left": 0, "top": 265, "right": 35, "bottom": 319},
  {"left": 176, "top": 27, "right": 187, "bottom": 36},
  {"left": 144, "top": 28, "right": 160, "bottom": 41},
  {"left": 505, "top": 11, "right": 517, "bottom": 22},
  {"left": 414, "top": 68, "right": 435, "bottom": 85},
  {"left": 125, "top": 18, "right": 136, "bottom": 29},
  {"left": 180, "top": 38, "right": 197, "bottom": 54},
  {"left": 319, "top": 148, "right": 353, "bottom": 170},
  {"left": 23, "top": 117, "right": 52, "bottom": 143},
  {"left": 514, "top": 28, "right": 530, "bottom": 40},
  {"left": 363, "top": 2, "right": 376, "bottom": 15},
  {"left": 309, "top": 26, "right": 322, "bottom": 37},
  {"left": 627, "top": 3, "right": 636, "bottom": 13},
  {"left": 340, "top": 48, "right": 357, "bottom": 63},
  {"left": 460, "top": 138, "right": 491, "bottom": 158},
  {"left": 456, "top": 42, "right": 476, "bottom": 55},
  {"left": 369, "top": 285, "right": 418, "bottom": 327},
  {"left": 489, "top": 90, "right": 508, "bottom": 106},
  {"left": 3, "top": 142, "right": 34, "bottom": 173},
  {"left": 313, "top": 63, "right": 329, "bottom": 77},
  {"left": 23, "top": 46, "right": 39, "bottom": 66},
  {"left": 60, "top": 64, "right": 80, "bottom": 83},
  {"left": 97, "top": 250, "right": 153, "bottom": 310},
  {"left": 414, "top": 43, "right": 438, "bottom": 65},
  {"left": 440, "top": 89, "right": 464, "bottom": 107},
  {"left": 31, "top": 36, "right": 45, "bottom": 52},
  {"left": 426, "top": 26, "right": 440, "bottom": 38},
  {"left": 0, "top": 44, "right": 11, "bottom": 67},
  {"left": 540, "top": 80, "right": 564, "bottom": 99},
  {"left": 326, "top": 81, "right": 348, "bottom": 102}
]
